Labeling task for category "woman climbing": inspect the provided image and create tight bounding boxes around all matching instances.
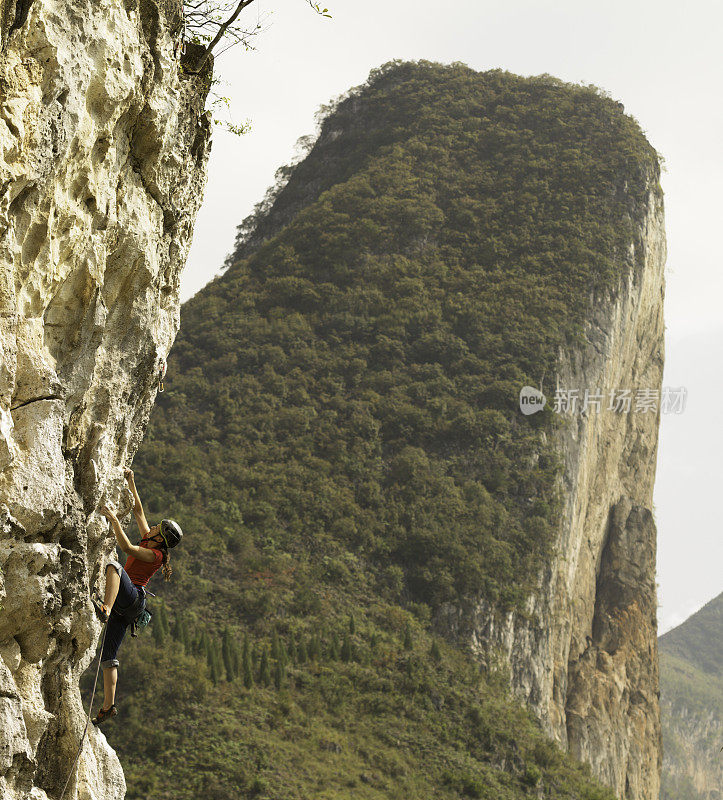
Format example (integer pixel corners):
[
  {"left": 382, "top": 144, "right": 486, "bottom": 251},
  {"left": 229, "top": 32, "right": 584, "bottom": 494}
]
[{"left": 90, "top": 467, "right": 183, "bottom": 725}]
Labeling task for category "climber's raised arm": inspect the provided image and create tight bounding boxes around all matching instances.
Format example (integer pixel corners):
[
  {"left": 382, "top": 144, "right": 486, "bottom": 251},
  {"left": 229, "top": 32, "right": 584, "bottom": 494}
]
[
  {"left": 123, "top": 468, "right": 150, "bottom": 538},
  {"left": 100, "top": 505, "right": 157, "bottom": 563}
]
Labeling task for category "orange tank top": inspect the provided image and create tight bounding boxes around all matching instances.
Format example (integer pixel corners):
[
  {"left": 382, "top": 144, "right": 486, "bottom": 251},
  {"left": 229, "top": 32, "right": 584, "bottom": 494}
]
[{"left": 125, "top": 542, "right": 164, "bottom": 587}]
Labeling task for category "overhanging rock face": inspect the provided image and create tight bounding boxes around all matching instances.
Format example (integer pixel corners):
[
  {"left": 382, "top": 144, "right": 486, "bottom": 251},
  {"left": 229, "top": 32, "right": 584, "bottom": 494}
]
[
  {"left": 440, "top": 175, "right": 666, "bottom": 800},
  {"left": 0, "top": 0, "right": 211, "bottom": 797}
]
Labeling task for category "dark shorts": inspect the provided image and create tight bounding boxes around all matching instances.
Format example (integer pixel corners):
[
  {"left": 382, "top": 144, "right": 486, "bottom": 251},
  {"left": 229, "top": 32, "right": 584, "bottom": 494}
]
[{"left": 101, "top": 561, "right": 146, "bottom": 669}]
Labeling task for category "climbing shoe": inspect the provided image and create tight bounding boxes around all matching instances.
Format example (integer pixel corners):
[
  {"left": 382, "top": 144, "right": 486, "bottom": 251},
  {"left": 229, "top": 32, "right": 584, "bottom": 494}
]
[
  {"left": 92, "top": 705, "right": 117, "bottom": 726},
  {"left": 91, "top": 593, "right": 109, "bottom": 624}
]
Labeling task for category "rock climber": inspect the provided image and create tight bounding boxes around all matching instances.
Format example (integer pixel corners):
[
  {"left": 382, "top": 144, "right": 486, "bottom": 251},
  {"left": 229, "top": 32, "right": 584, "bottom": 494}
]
[{"left": 90, "top": 467, "right": 182, "bottom": 725}]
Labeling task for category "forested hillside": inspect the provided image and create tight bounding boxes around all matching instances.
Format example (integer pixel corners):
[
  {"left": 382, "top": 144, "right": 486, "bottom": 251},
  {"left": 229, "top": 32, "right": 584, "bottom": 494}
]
[
  {"left": 92, "top": 60, "right": 660, "bottom": 799},
  {"left": 660, "top": 593, "right": 723, "bottom": 800}
]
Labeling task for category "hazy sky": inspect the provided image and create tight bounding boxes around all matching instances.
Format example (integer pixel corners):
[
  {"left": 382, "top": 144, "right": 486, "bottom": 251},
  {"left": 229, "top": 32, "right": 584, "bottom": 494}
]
[{"left": 180, "top": 0, "right": 722, "bottom": 633}]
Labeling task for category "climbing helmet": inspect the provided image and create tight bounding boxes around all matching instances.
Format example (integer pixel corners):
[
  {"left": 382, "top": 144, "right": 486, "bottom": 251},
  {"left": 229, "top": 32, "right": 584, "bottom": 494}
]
[{"left": 160, "top": 519, "right": 183, "bottom": 549}]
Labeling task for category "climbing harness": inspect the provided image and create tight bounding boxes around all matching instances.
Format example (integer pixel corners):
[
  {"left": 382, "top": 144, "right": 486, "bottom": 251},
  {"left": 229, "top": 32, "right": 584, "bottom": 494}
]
[
  {"left": 158, "top": 360, "right": 167, "bottom": 393},
  {"left": 128, "top": 586, "right": 152, "bottom": 638},
  {"left": 110, "top": 583, "right": 153, "bottom": 638},
  {"left": 59, "top": 619, "right": 109, "bottom": 800}
]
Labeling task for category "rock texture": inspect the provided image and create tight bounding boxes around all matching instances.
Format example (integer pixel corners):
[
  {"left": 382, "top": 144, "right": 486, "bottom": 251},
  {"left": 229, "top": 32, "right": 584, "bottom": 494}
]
[
  {"left": 0, "top": 0, "right": 211, "bottom": 797},
  {"left": 439, "top": 171, "right": 666, "bottom": 800},
  {"left": 661, "top": 707, "right": 723, "bottom": 800}
]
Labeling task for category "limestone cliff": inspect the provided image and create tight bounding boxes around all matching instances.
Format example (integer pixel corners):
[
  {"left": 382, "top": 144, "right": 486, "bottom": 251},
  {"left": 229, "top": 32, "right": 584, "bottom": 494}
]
[
  {"left": 661, "top": 706, "right": 723, "bottom": 800},
  {"left": 439, "top": 169, "right": 666, "bottom": 800},
  {"left": 0, "top": 0, "right": 211, "bottom": 797}
]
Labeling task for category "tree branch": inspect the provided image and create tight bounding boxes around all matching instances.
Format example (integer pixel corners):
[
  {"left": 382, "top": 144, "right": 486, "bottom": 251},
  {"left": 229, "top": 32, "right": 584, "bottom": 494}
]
[{"left": 190, "top": 0, "right": 257, "bottom": 73}]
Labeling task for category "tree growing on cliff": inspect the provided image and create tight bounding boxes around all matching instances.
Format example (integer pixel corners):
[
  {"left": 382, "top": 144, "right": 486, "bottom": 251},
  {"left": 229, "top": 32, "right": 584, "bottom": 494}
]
[
  {"left": 182, "top": 0, "right": 331, "bottom": 73},
  {"left": 180, "top": 0, "right": 331, "bottom": 135}
]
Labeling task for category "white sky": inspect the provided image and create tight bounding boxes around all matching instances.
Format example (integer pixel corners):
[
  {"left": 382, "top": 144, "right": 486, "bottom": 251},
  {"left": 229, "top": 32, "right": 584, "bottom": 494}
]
[{"left": 180, "top": 0, "right": 722, "bottom": 634}]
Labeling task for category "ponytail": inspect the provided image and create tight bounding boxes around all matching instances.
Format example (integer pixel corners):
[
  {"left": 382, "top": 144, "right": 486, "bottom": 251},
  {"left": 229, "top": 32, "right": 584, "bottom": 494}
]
[{"left": 161, "top": 548, "right": 172, "bottom": 581}]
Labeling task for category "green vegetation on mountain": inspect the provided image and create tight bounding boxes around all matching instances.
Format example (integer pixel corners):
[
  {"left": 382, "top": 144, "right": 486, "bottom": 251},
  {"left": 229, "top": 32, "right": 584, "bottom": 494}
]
[
  {"left": 103, "top": 603, "right": 619, "bottom": 800},
  {"left": 659, "top": 593, "right": 723, "bottom": 800},
  {"left": 660, "top": 592, "right": 722, "bottom": 678},
  {"left": 92, "top": 60, "right": 660, "bottom": 798}
]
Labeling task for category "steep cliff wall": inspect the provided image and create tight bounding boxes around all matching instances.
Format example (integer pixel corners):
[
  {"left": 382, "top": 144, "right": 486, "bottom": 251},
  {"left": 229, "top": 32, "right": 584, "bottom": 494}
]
[
  {"left": 661, "top": 704, "right": 722, "bottom": 800},
  {"left": 440, "top": 171, "right": 666, "bottom": 799},
  {"left": 0, "top": 0, "right": 211, "bottom": 797}
]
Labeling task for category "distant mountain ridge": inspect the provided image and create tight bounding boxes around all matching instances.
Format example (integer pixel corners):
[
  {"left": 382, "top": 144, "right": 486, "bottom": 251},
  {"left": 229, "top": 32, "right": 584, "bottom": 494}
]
[
  {"left": 661, "top": 593, "right": 722, "bottom": 676},
  {"left": 659, "top": 592, "right": 723, "bottom": 800}
]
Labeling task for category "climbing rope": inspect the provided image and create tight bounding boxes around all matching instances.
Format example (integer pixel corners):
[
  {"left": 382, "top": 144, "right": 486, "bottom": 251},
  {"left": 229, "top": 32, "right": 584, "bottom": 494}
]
[{"left": 59, "top": 620, "right": 109, "bottom": 800}]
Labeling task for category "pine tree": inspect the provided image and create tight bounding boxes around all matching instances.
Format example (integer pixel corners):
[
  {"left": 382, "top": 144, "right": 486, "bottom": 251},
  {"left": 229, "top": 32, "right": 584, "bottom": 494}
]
[
  {"left": 181, "top": 615, "right": 192, "bottom": 654},
  {"left": 341, "top": 632, "right": 352, "bottom": 663},
  {"left": 370, "top": 631, "right": 378, "bottom": 651},
  {"left": 231, "top": 640, "right": 241, "bottom": 679},
  {"left": 206, "top": 637, "right": 222, "bottom": 685},
  {"left": 403, "top": 622, "right": 413, "bottom": 651},
  {"left": 271, "top": 629, "right": 281, "bottom": 662},
  {"left": 430, "top": 638, "right": 442, "bottom": 663},
  {"left": 278, "top": 640, "right": 288, "bottom": 671},
  {"left": 172, "top": 613, "right": 190, "bottom": 652},
  {"left": 330, "top": 632, "right": 340, "bottom": 661},
  {"left": 152, "top": 609, "right": 165, "bottom": 645},
  {"left": 242, "top": 634, "right": 254, "bottom": 689},
  {"left": 289, "top": 633, "right": 298, "bottom": 665},
  {"left": 273, "top": 657, "right": 284, "bottom": 690},
  {"left": 157, "top": 603, "right": 170, "bottom": 638},
  {"left": 259, "top": 646, "right": 271, "bottom": 686},
  {"left": 210, "top": 654, "right": 221, "bottom": 685},
  {"left": 308, "top": 634, "right": 320, "bottom": 662},
  {"left": 152, "top": 618, "right": 164, "bottom": 645},
  {"left": 203, "top": 632, "right": 213, "bottom": 665},
  {"left": 348, "top": 613, "right": 356, "bottom": 635},
  {"left": 214, "top": 639, "right": 224, "bottom": 683},
  {"left": 205, "top": 635, "right": 224, "bottom": 684},
  {"left": 222, "top": 627, "right": 235, "bottom": 682},
  {"left": 297, "top": 636, "right": 308, "bottom": 664}
]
